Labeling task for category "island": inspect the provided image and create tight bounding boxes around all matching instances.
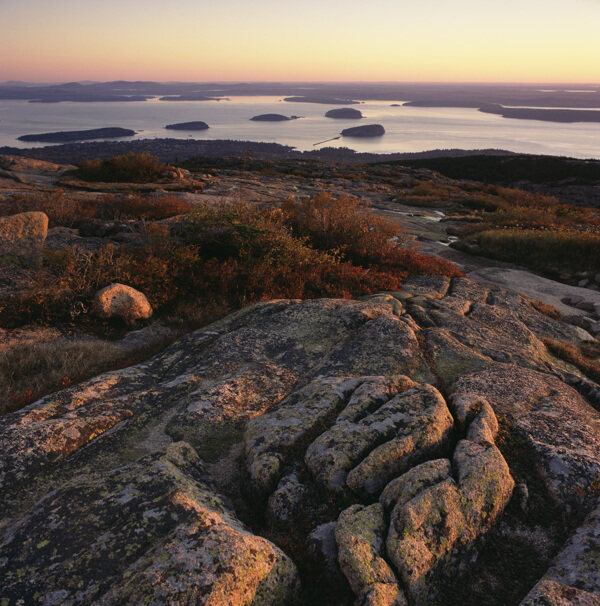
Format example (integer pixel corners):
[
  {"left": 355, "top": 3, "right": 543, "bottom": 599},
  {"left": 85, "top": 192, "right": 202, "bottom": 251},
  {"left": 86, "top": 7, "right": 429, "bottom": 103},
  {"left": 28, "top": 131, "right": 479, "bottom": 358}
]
[
  {"left": 159, "top": 95, "right": 223, "bottom": 102},
  {"left": 250, "top": 114, "right": 299, "bottom": 122},
  {"left": 325, "top": 108, "right": 363, "bottom": 119},
  {"left": 283, "top": 96, "right": 359, "bottom": 105},
  {"left": 18, "top": 127, "right": 136, "bottom": 143},
  {"left": 164, "top": 121, "right": 209, "bottom": 131},
  {"left": 340, "top": 124, "right": 385, "bottom": 137}
]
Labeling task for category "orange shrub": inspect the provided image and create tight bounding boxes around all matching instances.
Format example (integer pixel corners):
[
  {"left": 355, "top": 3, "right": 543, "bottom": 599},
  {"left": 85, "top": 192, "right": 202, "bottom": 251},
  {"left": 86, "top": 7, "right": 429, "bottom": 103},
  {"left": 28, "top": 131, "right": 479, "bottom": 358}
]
[
  {"left": 74, "top": 152, "right": 169, "bottom": 183},
  {"left": 0, "top": 196, "right": 461, "bottom": 330},
  {"left": 281, "top": 193, "right": 461, "bottom": 278},
  {"left": 0, "top": 191, "right": 193, "bottom": 226}
]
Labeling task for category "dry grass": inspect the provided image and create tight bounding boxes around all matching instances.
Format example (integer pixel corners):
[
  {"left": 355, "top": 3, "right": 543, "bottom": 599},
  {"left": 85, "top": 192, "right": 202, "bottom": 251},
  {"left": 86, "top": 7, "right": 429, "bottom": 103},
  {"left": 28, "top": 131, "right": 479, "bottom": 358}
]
[
  {"left": 526, "top": 297, "right": 562, "bottom": 320},
  {"left": 543, "top": 338, "right": 600, "bottom": 384},
  {"left": 0, "top": 333, "right": 177, "bottom": 414},
  {"left": 473, "top": 229, "right": 600, "bottom": 274},
  {"left": 1, "top": 340, "right": 125, "bottom": 414}
]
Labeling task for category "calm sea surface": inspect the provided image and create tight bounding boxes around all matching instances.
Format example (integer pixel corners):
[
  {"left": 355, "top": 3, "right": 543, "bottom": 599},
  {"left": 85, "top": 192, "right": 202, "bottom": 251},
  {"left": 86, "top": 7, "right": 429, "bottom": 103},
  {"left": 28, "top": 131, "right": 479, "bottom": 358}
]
[{"left": 0, "top": 96, "right": 598, "bottom": 158}]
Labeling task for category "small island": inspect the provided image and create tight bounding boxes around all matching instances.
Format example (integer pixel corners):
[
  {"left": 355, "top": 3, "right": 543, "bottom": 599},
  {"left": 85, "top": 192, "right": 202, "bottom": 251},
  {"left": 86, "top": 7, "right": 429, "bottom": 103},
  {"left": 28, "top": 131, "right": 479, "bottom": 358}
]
[
  {"left": 164, "top": 121, "right": 209, "bottom": 131},
  {"left": 18, "top": 127, "right": 136, "bottom": 143},
  {"left": 325, "top": 108, "right": 363, "bottom": 119},
  {"left": 250, "top": 114, "right": 299, "bottom": 122},
  {"left": 159, "top": 95, "right": 223, "bottom": 102},
  {"left": 283, "top": 96, "right": 359, "bottom": 105},
  {"left": 340, "top": 124, "right": 385, "bottom": 137}
]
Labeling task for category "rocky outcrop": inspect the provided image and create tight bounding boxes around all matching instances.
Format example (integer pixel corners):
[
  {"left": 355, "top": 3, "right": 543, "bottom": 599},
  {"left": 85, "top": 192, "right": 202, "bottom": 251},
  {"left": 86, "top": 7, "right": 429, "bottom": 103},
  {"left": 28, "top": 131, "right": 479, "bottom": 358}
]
[
  {"left": 335, "top": 504, "right": 406, "bottom": 605},
  {"left": 385, "top": 401, "right": 513, "bottom": 604},
  {"left": 521, "top": 499, "right": 600, "bottom": 604},
  {"left": 1, "top": 277, "right": 600, "bottom": 604},
  {"left": 92, "top": 282, "right": 153, "bottom": 324},
  {"left": 0, "top": 211, "right": 48, "bottom": 265},
  {"left": 0, "top": 442, "right": 299, "bottom": 605}
]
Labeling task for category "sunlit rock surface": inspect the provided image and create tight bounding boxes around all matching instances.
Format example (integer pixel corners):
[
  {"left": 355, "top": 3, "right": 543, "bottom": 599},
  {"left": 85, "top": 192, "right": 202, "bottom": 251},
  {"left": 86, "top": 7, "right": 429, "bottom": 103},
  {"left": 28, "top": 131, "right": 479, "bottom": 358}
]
[{"left": 1, "top": 276, "right": 600, "bottom": 605}]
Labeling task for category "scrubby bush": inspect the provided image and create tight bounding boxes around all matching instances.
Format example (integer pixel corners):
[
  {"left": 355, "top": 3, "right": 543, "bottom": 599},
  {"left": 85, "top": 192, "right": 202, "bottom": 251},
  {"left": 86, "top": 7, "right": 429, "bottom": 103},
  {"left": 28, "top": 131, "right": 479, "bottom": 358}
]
[
  {"left": 0, "top": 191, "right": 193, "bottom": 227},
  {"left": 73, "top": 152, "right": 169, "bottom": 183},
  {"left": 281, "top": 193, "right": 461, "bottom": 277},
  {"left": 0, "top": 196, "right": 461, "bottom": 331}
]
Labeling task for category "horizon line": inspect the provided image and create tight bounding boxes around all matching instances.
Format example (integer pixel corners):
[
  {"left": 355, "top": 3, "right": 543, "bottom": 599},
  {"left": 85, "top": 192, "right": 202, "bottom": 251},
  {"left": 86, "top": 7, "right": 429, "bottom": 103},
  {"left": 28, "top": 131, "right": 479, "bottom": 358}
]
[{"left": 2, "top": 80, "right": 600, "bottom": 87}]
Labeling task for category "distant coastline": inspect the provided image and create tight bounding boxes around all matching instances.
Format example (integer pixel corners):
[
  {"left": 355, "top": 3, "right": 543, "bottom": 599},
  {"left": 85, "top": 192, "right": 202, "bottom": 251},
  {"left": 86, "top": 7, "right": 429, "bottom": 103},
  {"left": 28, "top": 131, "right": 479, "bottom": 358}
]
[
  {"left": 0, "top": 137, "right": 515, "bottom": 165},
  {"left": 478, "top": 104, "right": 600, "bottom": 123}
]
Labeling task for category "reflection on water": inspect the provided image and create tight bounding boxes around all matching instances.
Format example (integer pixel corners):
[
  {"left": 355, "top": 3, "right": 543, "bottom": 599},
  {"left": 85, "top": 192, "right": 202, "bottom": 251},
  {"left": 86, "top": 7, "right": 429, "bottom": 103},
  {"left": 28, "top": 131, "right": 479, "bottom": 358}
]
[{"left": 0, "top": 96, "right": 598, "bottom": 159}]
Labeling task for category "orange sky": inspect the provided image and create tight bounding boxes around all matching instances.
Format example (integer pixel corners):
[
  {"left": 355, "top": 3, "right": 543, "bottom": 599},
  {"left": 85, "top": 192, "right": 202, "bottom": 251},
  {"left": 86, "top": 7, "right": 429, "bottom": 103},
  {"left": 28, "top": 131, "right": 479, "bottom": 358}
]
[{"left": 2, "top": 0, "right": 599, "bottom": 83}]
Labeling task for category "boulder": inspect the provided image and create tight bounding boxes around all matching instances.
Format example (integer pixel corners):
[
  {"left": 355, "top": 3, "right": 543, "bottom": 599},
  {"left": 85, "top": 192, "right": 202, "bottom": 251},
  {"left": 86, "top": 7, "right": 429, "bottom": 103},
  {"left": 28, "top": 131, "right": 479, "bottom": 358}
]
[
  {"left": 93, "top": 283, "right": 153, "bottom": 324},
  {"left": 0, "top": 211, "right": 48, "bottom": 266}
]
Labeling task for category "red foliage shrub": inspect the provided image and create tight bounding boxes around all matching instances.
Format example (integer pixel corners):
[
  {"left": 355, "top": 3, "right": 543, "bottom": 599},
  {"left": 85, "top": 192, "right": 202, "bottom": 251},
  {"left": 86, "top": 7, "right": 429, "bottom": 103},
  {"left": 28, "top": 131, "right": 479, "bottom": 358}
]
[
  {"left": 0, "top": 191, "right": 193, "bottom": 227},
  {"left": 74, "top": 152, "right": 169, "bottom": 183}
]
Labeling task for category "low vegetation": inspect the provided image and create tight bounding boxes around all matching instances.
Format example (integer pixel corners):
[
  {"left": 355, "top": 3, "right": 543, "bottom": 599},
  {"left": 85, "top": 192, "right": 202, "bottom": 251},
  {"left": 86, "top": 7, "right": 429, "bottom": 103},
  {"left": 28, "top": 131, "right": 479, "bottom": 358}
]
[
  {"left": 526, "top": 298, "right": 562, "bottom": 321},
  {"left": 1, "top": 340, "right": 137, "bottom": 414},
  {"left": 0, "top": 193, "right": 460, "bottom": 332},
  {"left": 544, "top": 338, "right": 600, "bottom": 384},
  {"left": 473, "top": 229, "right": 600, "bottom": 273},
  {"left": 400, "top": 154, "right": 600, "bottom": 186},
  {"left": 0, "top": 190, "right": 193, "bottom": 227},
  {"left": 394, "top": 178, "right": 600, "bottom": 276},
  {"left": 71, "top": 152, "right": 170, "bottom": 183}
]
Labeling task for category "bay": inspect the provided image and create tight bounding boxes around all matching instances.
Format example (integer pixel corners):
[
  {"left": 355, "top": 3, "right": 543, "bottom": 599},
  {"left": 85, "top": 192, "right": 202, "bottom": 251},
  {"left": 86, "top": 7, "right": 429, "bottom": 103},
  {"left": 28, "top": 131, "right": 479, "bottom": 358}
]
[{"left": 0, "top": 96, "right": 598, "bottom": 159}]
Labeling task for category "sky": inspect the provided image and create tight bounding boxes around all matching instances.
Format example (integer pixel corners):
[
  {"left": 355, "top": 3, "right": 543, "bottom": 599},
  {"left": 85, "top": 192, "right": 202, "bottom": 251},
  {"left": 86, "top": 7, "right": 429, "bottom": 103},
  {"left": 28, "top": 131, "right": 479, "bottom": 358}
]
[{"left": 1, "top": 0, "right": 599, "bottom": 83}]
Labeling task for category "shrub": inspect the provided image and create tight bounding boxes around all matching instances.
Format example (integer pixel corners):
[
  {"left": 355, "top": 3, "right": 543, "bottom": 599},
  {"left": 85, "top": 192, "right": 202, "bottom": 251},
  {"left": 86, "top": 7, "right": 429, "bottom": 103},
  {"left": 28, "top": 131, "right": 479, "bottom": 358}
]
[
  {"left": 281, "top": 193, "right": 462, "bottom": 277},
  {"left": 473, "top": 229, "right": 600, "bottom": 273},
  {"left": 0, "top": 197, "right": 461, "bottom": 334},
  {"left": 0, "top": 191, "right": 193, "bottom": 227},
  {"left": 73, "top": 152, "right": 169, "bottom": 183}
]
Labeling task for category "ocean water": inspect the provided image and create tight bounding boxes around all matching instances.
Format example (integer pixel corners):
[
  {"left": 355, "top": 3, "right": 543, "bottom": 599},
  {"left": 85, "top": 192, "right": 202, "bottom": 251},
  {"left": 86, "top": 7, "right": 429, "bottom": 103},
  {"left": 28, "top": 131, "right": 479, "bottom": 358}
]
[{"left": 0, "top": 96, "right": 598, "bottom": 159}]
